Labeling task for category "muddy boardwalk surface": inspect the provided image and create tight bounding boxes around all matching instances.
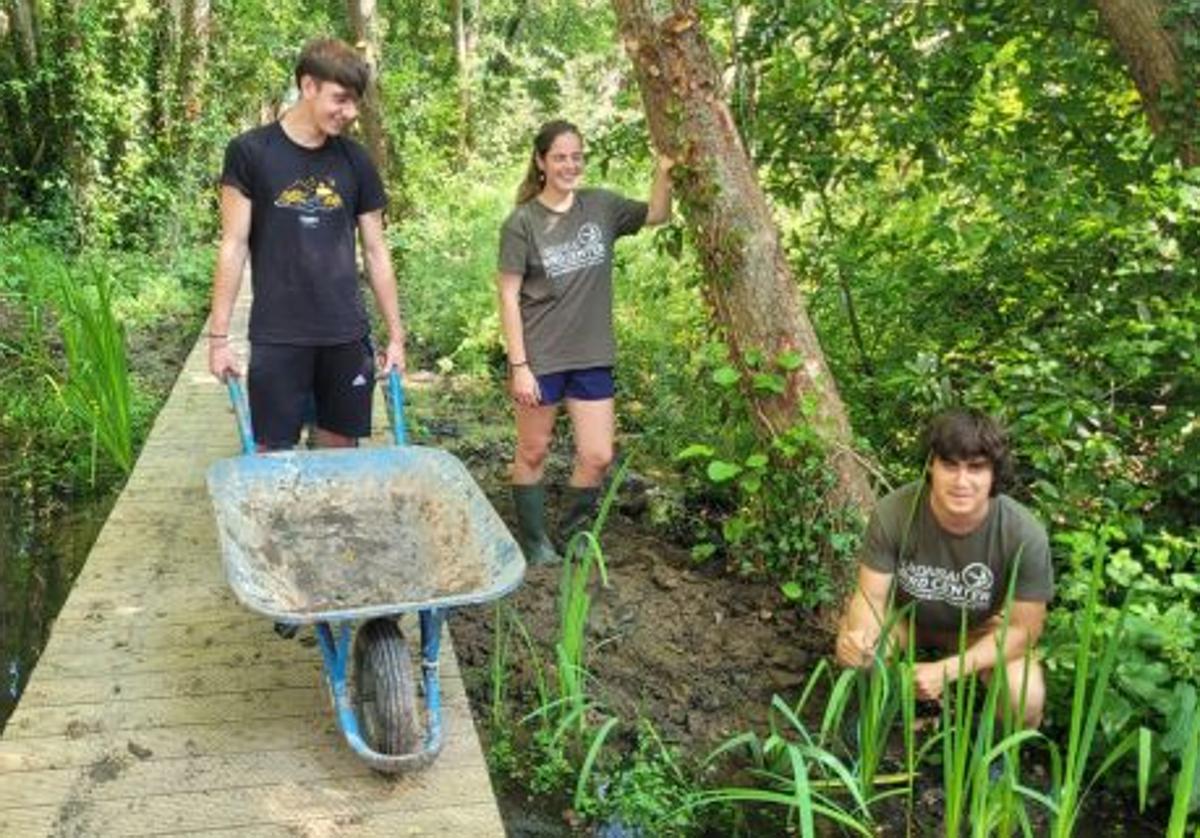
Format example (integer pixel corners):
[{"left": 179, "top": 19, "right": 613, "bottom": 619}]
[{"left": 0, "top": 289, "right": 505, "bottom": 837}]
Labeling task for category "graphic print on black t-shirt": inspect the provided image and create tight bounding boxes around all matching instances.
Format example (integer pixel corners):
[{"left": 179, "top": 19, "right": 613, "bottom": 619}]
[{"left": 274, "top": 176, "right": 345, "bottom": 213}]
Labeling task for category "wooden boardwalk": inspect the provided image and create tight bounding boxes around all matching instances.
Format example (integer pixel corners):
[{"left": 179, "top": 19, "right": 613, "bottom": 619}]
[{"left": 0, "top": 292, "right": 507, "bottom": 836}]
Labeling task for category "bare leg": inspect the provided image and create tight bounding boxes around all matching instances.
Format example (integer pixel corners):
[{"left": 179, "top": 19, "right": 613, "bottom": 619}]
[
  {"left": 512, "top": 402, "right": 558, "bottom": 484},
  {"left": 312, "top": 427, "right": 357, "bottom": 448},
  {"left": 563, "top": 397, "right": 615, "bottom": 488}
]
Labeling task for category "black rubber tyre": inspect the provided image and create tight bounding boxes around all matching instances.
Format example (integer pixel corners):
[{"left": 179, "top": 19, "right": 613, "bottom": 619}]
[{"left": 352, "top": 618, "right": 420, "bottom": 756}]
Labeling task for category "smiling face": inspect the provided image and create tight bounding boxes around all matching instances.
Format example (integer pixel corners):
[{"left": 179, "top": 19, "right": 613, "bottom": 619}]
[
  {"left": 536, "top": 132, "right": 584, "bottom": 195},
  {"left": 928, "top": 455, "right": 994, "bottom": 529},
  {"left": 300, "top": 76, "right": 359, "bottom": 137}
]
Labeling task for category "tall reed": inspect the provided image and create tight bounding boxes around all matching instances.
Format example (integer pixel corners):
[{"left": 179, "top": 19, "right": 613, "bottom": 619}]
[
  {"left": 44, "top": 258, "right": 134, "bottom": 477},
  {"left": 1044, "top": 549, "right": 1150, "bottom": 838},
  {"left": 1165, "top": 697, "right": 1200, "bottom": 838},
  {"left": 555, "top": 458, "right": 627, "bottom": 728}
]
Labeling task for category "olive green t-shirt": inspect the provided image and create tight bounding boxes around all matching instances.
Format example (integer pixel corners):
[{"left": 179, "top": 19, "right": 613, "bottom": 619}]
[
  {"left": 859, "top": 481, "right": 1053, "bottom": 633},
  {"left": 497, "top": 188, "right": 647, "bottom": 375}
]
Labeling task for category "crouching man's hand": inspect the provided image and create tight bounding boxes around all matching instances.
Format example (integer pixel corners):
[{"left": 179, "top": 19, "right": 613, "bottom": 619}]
[{"left": 836, "top": 628, "right": 878, "bottom": 670}]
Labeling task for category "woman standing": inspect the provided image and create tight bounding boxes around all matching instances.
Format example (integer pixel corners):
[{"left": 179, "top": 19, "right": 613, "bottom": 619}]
[{"left": 496, "top": 120, "right": 674, "bottom": 564}]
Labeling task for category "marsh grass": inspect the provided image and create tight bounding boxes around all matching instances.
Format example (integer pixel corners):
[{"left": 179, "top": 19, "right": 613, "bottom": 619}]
[
  {"left": 1042, "top": 549, "right": 1151, "bottom": 838},
  {"left": 555, "top": 458, "right": 627, "bottom": 729},
  {"left": 1166, "top": 699, "right": 1200, "bottom": 838},
  {"left": 40, "top": 257, "right": 134, "bottom": 477}
]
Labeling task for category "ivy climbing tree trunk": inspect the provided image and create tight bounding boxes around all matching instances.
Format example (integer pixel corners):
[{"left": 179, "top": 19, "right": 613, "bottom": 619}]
[
  {"left": 1094, "top": 0, "right": 1198, "bottom": 166},
  {"left": 611, "top": 0, "right": 875, "bottom": 516}
]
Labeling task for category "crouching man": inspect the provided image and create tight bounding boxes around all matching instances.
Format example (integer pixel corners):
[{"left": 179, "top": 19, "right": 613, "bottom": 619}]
[{"left": 835, "top": 408, "right": 1053, "bottom": 727}]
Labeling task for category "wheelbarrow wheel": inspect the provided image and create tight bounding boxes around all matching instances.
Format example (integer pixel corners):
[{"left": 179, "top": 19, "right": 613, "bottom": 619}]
[{"left": 352, "top": 618, "right": 420, "bottom": 756}]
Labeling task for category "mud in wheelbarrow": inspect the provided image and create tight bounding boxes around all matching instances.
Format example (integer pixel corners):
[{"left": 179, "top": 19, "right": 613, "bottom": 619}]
[
  {"left": 206, "top": 444, "right": 524, "bottom": 772},
  {"left": 208, "top": 446, "right": 522, "bottom": 620}
]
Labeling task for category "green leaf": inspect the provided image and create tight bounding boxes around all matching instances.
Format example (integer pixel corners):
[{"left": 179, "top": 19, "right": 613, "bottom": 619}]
[
  {"left": 676, "top": 443, "right": 715, "bottom": 461},
  {"left": 745, "top": 453, "right": 769, "bottom": 469},
  {"left": 781, "top": 581, "right": 803, "bottom": 601},
  {"left": 752, "top": 373, "right": 787, "bottom": 394},
  {"left": 739, "top": 474, "right": 762, "bottom": 494},
  {"left": 707, "top": 460, "right": 743, "bottom": 482},
  {"left": 711, "top": 366, "right": 740, "bottom": 386},
  {"left": 776, "top": 350, "right": 803, "bottom": 370}
]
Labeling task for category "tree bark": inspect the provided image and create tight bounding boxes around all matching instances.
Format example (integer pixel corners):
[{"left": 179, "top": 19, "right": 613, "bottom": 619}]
[
  {"left": 8, "top": 0, "right": 38, "bottom": 67},
  {"left": 611, "top": 0, "right": 875, "bottom": 515},
  {"left": 1094, "top": 0, "right": 1198, "bottom": 166},
  {"left": 345, "top": 0, "right": 390, "bottom": 177},
  {"left": 177, "top": 0, "right": 210, "bottom": 131},
  {"left": 451, "top": 0, "right": 473, "bottom": 157}
]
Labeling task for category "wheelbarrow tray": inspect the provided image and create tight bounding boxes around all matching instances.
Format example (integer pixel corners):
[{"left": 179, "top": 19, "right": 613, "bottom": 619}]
[{"left": 206, "top": 446, "right": 523, "bottom": 624}]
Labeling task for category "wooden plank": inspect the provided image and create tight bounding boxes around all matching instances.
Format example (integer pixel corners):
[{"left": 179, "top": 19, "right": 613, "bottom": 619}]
[
  {"left": 0, "top": 713, "right": 481, "bottom": 773},
  {"left": 0, "top": 723, "right": 490, "bottom": 810},
  {"left": 168, "top": 803, "right": 504, "bottom": 837},
  {"left": 1, "top": 794, "right": 503, "bottom": 837},
  {"left": 33, "top": 617, "right": 464, "bottom": 678},
  {"left": 22, "top": 652, "right": 464, "bottom": 707},
  {"left": 5, "top": 682, "right": 472, "bottom": 741}
]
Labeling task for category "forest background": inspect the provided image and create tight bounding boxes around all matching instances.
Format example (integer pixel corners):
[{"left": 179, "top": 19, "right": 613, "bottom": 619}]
[{"left": 1, "top": 0, "right": 1198, "bottom": 832}]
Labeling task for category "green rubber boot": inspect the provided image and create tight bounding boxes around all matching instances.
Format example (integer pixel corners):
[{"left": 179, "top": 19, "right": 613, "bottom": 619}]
[
  {"left": 512, "top": 484, "right": 560, "bottom": 566},
  {"left": 559, "top": 485, "right": 601, "bottom": 550}
]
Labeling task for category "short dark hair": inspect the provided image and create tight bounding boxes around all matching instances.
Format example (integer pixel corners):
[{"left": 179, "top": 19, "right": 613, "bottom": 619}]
[
  {"left": 294, "top": 38, "right": 369, "bottom": 98},
  {"left": 922, "top": 408, "right": 1012, "bottom": 495}
]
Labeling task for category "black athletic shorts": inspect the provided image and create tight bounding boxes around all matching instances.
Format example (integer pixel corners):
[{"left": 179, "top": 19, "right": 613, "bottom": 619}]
[{"left": 247, "top": 338, "right": 375, "bottom": 449}]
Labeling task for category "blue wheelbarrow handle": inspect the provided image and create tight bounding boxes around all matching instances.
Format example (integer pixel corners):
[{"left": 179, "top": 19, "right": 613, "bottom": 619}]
[
  {"left": 224, "top": 367, "right": 407, "bottom": 453},
  {"left": 225, "top": 376, "right": 255, "bottom": 456},
  {"left": 387, "top": 367, "right": 406, "bottom": 446}
]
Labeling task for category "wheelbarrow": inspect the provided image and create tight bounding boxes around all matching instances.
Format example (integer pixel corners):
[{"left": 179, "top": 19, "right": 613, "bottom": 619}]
[{"left": 205, "top": 371, "right": 524, "bottom": 772}]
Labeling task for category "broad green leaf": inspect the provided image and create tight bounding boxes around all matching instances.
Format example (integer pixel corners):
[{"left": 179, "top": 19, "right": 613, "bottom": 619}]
[{"left": 707, "top": 460, "right": 743, "bottom": 482}]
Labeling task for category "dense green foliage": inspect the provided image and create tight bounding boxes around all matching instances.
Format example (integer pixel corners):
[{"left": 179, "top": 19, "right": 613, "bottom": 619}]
[{"left": 731, "top": 0, "right": 1200, "bottom": 803}]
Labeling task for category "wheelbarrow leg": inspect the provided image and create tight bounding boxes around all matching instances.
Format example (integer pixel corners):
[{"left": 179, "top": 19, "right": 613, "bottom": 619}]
[{"left": 419, "top": 609, "right": 445, "bottom": 750}]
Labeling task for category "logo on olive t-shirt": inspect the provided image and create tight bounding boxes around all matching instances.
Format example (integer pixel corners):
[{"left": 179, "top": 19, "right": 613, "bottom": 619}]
[
  {"left": 542, "top": 222, "right": 606, "bottom": 280},
  {"left": 896, "top": 561, "right": 995, "bottom": 610}
]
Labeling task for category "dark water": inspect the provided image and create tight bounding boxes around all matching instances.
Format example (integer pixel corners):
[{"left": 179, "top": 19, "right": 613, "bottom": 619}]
[{"left": 0, "top": 487, "right": 114, "bottom": 732}]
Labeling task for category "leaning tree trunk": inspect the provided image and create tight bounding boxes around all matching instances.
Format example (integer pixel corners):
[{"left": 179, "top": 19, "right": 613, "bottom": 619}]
[
  {"left": 1094, "top": 0, "right": 1198, "bottom": 167},
  {"left": 345, "top": 0, "right": 390, "bottom": 177},
  {"left": 611, "top": 0, "right": 875, "bottom": 515}
]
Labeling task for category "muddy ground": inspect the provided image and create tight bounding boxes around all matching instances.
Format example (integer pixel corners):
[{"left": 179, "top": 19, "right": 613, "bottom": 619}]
[
  {"left": 407, "top": 373, "right": 828, "bottom": 741},
  {"left": 405, "top": 373, "right": 842, "bottom": 834}
]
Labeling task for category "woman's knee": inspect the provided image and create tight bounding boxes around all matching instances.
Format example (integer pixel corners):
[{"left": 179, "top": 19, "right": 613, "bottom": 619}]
[
  {"left": 515, "top": 435, "right": 552, "bottom": 470},
  {"left": 574, "top": 442, "right": 613, "bottom": 475}
]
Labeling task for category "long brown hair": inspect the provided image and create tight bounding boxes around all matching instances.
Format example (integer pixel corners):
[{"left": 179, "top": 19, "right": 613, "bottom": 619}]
[{"left": 515, "top": 119, "right": 582, "bottom": 205}]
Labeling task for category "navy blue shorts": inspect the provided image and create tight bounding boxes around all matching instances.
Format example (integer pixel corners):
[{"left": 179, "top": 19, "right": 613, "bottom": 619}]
[
  {"left": 536, "top": 366, "right": 614, "bottom": 405},
  {"left": 248, "top": 338, "right": 375, "bottom": 449}
]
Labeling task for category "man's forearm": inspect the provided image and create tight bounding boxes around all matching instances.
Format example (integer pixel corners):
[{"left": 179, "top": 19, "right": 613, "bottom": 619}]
[
  {"left": 364, "top": 245, "right": 404, "bottom": 343},
  {"left": 209, "top": 240, "right": 248, "bottom": 333}
]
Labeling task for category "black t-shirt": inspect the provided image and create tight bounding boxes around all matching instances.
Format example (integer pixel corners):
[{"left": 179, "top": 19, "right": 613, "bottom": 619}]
[{"left": 221, "top": 123, "right": 387, "bottom": 344}]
